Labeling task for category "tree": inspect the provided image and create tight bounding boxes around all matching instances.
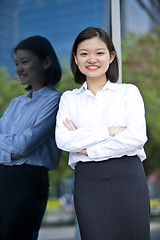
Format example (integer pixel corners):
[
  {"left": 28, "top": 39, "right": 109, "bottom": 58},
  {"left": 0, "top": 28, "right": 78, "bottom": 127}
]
[
  {"left": 121, "top": 28, "right": 160, "bottom": 174},
  {"left": 56, "top": 59, "right": 80, "bottom": 93},
  {"left": 0, "top": 68, "right": 26, "bottom": 116}
]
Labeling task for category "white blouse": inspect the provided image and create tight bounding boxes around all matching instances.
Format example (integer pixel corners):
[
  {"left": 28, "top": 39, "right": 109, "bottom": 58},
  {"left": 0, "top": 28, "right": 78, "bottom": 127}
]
[{"left": 55, "top": 80, "right": 147, "bottom": 169}]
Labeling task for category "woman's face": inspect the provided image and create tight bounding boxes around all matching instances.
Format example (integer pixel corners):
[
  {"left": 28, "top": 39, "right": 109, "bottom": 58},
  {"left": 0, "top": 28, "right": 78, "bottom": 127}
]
[
  {"left": 15, "top": 49, "right": 46, "bottom": 91},
  {"left": 75, "top": 37, "right": 115, "bottom": 81}
]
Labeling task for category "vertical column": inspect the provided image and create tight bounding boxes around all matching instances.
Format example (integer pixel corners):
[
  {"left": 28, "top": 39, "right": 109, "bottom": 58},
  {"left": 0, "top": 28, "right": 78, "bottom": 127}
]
[{"left": 111, "top": 0, "right": 122, "bottom": 83}]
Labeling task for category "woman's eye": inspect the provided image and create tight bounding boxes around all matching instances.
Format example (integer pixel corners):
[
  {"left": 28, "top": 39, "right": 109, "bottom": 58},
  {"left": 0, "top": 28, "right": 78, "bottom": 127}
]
[
  {"left": 80, "top": 53, "right": 87, "bottom": 56},
  {"left": 97, "top": 52, "right": 104, "bottom": 55},
  {"left": 23, "top": 60, "right": 29, "bottom": 64}
]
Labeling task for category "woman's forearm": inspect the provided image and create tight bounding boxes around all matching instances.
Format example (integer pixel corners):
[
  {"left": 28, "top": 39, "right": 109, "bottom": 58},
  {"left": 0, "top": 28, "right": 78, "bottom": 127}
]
[{"left": 108, "top": 127, "right": 127, "bottom": 137}]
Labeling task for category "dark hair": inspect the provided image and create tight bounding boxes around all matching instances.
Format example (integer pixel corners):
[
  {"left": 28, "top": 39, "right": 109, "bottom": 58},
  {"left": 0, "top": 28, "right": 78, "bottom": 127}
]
[
  {"left": 71, "top": 27, "right": 119, "bottom": 84},
  {"left": 14, "top": 35, "right": 61, "bottom": 89}
]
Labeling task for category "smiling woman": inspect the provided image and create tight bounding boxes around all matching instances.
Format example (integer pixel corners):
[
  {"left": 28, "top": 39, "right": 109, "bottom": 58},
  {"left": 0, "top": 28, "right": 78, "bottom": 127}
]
[
  {"left": 15, "top": 49, "right": 49, "bottom": 91},
  {"left": 0, "top": 36, "right": 62, "bottom": 240},
  {"left": 74, "top": 37, "right": 115, "bottom": 81},
  {"left": 55, "top": 27, "right": 150, "bottom": 240}
]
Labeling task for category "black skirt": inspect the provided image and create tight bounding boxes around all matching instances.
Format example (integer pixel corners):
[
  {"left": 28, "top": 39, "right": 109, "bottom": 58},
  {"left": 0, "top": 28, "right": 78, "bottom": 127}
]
[
  {"left": 0, "top": 164, "right": 49, "bottom": 240},
  {"left": 74, "top": 155, "right": 150, "bottom": 240}
]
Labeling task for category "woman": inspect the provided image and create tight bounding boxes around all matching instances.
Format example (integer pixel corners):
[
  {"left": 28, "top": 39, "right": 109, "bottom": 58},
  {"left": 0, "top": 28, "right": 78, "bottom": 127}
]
[
  {"left": 56, "top": 27, "right": 150, "bottom": 240},
  {"left": 0, "top": 35, "right": 61, "bottom": 240}
]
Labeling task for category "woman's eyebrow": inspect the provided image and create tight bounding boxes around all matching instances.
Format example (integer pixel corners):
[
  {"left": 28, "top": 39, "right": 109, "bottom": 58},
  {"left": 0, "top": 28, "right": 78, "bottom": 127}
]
[{"left": 79, "top": 47, "right": 106, "bottom": 51}]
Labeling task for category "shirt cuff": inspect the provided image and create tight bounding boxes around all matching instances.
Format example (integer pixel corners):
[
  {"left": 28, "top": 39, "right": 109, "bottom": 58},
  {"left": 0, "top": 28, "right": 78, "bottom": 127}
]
[
  {"left": 86, "top": 145, "right": 96, "bottom": 158},
  {"left": 0, "top": 150, "right": 12, "bottom": 163}
]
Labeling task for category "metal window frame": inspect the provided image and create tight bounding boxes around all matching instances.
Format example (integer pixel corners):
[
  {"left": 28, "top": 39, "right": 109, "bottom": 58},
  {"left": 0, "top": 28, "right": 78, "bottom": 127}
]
[{"left": 111, "top": 0, "right": 122, "bottom": 83}]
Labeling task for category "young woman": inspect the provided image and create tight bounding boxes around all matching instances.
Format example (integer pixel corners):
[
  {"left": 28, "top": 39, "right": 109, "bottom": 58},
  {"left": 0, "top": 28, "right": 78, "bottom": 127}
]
[
  {"left": 0, "top": 36, "right": 61, "bottom": 240},
  {"left": 56, "top": 27, "right": 150, "bottom": 240}
]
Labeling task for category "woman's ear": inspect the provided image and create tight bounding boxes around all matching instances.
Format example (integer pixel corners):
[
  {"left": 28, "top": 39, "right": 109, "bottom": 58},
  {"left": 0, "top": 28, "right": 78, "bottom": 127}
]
[
  {"left": 109, "top": 51, "right": 116, "bottom": 64},
  {"left": 74, "top": 54, "right": 78, "bottom": 65},
  {"left": 43, "top": 56, "right": 52, "bottom": 70}
]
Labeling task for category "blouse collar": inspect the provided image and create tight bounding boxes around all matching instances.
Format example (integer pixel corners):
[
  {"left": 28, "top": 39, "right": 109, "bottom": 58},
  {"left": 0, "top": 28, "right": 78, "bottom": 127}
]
[{"left": 75, "top": 80, "right": 119, "bottom": 94}]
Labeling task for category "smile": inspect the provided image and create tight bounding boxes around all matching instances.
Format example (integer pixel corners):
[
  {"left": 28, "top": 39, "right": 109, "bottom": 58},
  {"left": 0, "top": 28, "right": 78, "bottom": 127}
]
[
  {"left": 86, "top": 65, "right": 99, "bottom": 70},
  {"left": 19, "top": 74, "right": 27, "bottom": 79}
]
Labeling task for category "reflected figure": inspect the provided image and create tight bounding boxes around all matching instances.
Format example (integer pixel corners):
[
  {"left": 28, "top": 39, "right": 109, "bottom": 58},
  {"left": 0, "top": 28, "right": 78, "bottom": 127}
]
[{"left": 0, "top": 36, "right": 61, "bottom": 240}]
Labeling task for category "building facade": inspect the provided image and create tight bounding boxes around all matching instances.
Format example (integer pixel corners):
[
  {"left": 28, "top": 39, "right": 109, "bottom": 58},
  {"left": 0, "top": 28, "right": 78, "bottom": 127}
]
[
  {"left": 0, "top": 0, "right": 19, "bottom": 76},
  {"left": 18, "top": 0, "right": 110, "bottom": 66},
  {"left": 0, "top": 0, "right": 157, "bottom": 77}
]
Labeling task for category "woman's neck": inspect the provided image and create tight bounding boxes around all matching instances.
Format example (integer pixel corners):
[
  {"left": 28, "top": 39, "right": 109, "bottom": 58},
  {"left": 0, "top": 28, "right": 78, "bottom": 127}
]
[
  {"left": 32, "top": 83, "right": 46, "bottom": 92},
  {"left": 86, "top": 76, "right": 108, "bottom": 95}
]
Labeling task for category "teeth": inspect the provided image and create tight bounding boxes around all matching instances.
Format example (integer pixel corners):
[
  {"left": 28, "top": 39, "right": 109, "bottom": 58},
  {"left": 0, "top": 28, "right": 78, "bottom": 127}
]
[{"left": 87, "top": 66, "right": 98, "bottom": 69}]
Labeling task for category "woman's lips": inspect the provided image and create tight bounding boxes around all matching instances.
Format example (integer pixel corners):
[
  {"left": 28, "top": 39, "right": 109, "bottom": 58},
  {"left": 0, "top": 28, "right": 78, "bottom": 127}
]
[
  {"left": 19, "top": 74, "right": 27, "bottom": 79},
  {"left": 86, "top": 65, "right": 100, "bottom": 70}
]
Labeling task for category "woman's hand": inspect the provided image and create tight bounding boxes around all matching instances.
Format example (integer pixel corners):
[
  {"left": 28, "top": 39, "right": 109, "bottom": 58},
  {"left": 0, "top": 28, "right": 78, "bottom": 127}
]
[
  {"left": 63, "top": 118, "right": 76, "bottom": 131},
  {"left": 11, "top": 153, "right": 23, "bottom": 160},
  {"left": 108, "top": 127, "right": 126, "bottom": 137},
  {"left": 11, "top": 153, "right": 30, "bottom": 161},
  {"left": 78, "top": 149, "right": 87, "bottom": 155}
]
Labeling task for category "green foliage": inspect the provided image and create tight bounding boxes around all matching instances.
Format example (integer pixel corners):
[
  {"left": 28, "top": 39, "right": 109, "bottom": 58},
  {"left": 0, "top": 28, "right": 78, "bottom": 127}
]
[
  {"left": 0, "top": 68, "right": 26, "bottom": 116},
  {"left": 122, "top": 29, "right": 160, "bottom": 173},
  {"left": 56, "top": 59, "right": 80, "bottom": 93},
  {"left": 49, "top": 151, "right": 74, "bottom": 195}
]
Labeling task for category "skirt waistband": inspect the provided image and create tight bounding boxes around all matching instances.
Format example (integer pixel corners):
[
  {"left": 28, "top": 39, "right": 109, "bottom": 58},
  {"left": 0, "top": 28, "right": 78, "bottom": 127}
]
[{"left": 75, "top": 155, "right": 143, "bottom": 180}]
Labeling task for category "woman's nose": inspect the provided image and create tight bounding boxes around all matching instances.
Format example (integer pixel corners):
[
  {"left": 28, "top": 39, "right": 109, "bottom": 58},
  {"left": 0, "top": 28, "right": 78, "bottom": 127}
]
[
  {"left": 87, "top": 55, "right": 97, "bottom": 63},
  {"left": 16, "top": 64, "right": 23, "bottom": 73}
]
